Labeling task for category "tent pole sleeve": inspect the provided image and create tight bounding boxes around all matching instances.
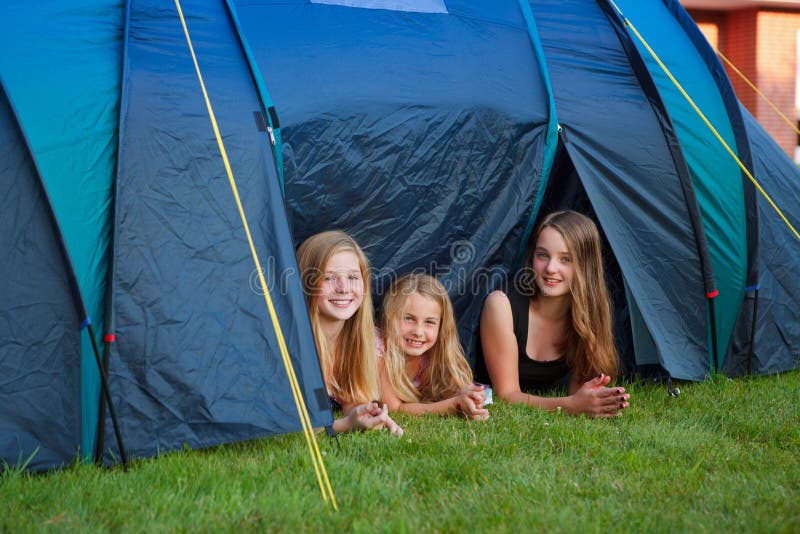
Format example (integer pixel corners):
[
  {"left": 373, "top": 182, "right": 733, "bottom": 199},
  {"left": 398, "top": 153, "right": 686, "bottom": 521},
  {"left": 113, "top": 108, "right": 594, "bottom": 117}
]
[
  {"left": 96, "top": 0, "right": 132, "bottom": 464},
  {"left": 601, "top": 0, "right": 723, "bottom": 374},
  {"left": 514, "top": 0, "right": 560, "bottom": 267},
  {"left": 223, "top": 0, "right": 285, "bottom": 196},
  {"left": 599, "top": 0, "right": 717, "bottom": 299}
]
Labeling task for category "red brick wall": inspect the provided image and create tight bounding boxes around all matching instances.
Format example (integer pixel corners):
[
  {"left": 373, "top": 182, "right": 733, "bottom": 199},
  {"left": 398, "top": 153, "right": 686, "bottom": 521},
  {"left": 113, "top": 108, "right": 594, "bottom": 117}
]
[
  {"left": 755, "top": 9, "right": 800, "bottom": 157},
  {"left": 687, "top": 8, "right": 800, "bottom": 158},
  {"left": 724, "top": 9, "right": 759, "bottom": 115},
  {"left": 687, "top": 9, "right": 724, "bottom": 50}
]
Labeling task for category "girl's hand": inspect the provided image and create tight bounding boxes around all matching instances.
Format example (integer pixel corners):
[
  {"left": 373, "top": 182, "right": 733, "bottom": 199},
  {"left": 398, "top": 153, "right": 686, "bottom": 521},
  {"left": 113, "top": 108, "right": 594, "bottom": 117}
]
[
  {"left": 567, "top": 374, "right": 630, "bottom": 418},
  {"left": 344, "top": 402, "right": 404, "bottom": 436},
  {"left": 455, "top": 384, "right": 490, "bottom": 420}
]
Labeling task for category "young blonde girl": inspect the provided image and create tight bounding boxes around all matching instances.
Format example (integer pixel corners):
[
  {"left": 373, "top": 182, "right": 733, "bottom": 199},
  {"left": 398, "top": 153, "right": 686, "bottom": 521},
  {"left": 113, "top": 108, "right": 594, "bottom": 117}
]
[
  {"left": 297, "top": 230, "right": 402, "bottom": 435},
  {"left": 478, "top": 210, "right": 630, "bottom": 417},
  {"left": 378, "top": 273, "right": 488, "bottom": 419}
]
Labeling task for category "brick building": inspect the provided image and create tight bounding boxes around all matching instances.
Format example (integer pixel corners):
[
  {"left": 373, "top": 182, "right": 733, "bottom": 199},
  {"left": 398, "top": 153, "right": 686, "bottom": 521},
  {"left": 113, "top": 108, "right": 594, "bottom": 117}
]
[{"left": 680, "top": 0, "right": 800, "bottom": 161}]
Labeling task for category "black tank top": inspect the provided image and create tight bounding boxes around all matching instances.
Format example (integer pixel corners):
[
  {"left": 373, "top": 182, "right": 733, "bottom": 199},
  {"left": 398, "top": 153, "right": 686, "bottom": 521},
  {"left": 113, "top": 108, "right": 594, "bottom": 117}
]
[{"left": 475, "top": 288, "right": 570, "bottom": 392}]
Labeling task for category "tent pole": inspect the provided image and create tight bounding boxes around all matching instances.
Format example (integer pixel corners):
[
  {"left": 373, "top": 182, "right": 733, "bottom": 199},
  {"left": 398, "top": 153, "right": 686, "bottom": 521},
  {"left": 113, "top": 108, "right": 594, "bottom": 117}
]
[
  {"left": 708, "top": 297, "right": 719, "bottom": 374},
  {"left": 86, "top": 323, "right": 128, "bottom": 469},
  {"left": 94, "top": 0, "right": 129, "bottom": 467},
  {"left": 93, "top": 341, "right": 111, "bottom": 464},
  {"left": 746, "top": 289, "right": 759, "bottom": 375}
]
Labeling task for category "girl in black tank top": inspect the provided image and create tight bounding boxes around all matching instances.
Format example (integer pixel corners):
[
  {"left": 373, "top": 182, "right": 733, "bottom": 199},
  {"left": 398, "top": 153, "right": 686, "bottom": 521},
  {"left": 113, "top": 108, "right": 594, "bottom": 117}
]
[
  {"left": 476, "top": 287, "right": 569, "bottom": 391},
  {"left": 477, "top": 211, "right": 630, "bottom": 417}
]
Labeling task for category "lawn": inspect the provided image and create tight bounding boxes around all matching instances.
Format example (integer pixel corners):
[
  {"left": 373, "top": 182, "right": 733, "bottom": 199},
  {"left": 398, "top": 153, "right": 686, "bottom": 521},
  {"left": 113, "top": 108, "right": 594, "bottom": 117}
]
[{"left": 3, "top": 371, "right": 799, "bottom": 532}]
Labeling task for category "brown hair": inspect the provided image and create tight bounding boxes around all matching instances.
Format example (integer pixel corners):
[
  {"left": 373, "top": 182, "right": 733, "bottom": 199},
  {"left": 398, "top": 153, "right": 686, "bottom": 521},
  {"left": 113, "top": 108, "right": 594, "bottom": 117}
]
[
  {"left": 297, "top": 230, "right": 379, "bottom": 404},
  {"left": 530, "top": 211, "right": 619, "bottom": 381}
]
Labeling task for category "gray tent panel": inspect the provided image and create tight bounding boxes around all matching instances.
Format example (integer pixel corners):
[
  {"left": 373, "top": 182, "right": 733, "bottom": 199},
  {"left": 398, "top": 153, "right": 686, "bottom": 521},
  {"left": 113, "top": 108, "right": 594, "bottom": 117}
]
[{"left": 0, "top": 80, "right": 83, "bottom": 471}]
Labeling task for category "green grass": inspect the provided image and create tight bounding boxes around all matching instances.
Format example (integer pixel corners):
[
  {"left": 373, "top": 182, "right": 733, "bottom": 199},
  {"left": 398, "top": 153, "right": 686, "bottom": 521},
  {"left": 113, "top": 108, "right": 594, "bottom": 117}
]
[{"left": 3, "top": 371, "right": 799, "bottom": 532}]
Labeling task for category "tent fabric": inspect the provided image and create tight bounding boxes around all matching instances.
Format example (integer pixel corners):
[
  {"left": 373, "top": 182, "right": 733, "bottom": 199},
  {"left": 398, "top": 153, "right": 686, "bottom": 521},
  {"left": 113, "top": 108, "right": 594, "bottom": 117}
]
[
  {"left": 724, "top": 107, "right": 800, "bottom": 376},
  {"left": 515, "top": 0, "right": 560, "bottom": 264},
  {"left": 615, "top": 0, "right": 747, "bottom": 371},
  {"left": 0, "top": 1, "right": 123, "bottom": 456},
  {"left": 2, "top": 0, "right": 800, "bottom": 472},
  {"left": 101, "top": 0, "right": 331, "bottom": 461},
  {"left": 232, "top": 0, "right": 552, "bottom": 360},
  {"left": 532, "top": 0, "right": 710, "bottom": 380},
  {"left": 0, "top": 80, "right": 83, "bottom": 471},
  {"left": 657, "top": 0, "right": 763, "bottom": 367}
]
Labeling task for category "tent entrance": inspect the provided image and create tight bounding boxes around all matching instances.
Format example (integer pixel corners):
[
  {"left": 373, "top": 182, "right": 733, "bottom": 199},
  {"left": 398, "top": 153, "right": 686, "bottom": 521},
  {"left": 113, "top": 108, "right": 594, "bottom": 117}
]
[{"left": 532, "top": 144, "right": 665, "bottom": 377}]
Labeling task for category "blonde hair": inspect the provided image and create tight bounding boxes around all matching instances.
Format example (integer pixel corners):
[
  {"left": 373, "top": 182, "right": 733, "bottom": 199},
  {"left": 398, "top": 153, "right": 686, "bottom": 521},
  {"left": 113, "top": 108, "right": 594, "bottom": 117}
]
[
  {"left": 529, "top": 211, "right": 619, "bottom": 381},
  {"left": 380, "top": 273, "right": 473, "bottom": 402},
  {"left": 297, "top": 230, "right": 379, "bottom": 404}
]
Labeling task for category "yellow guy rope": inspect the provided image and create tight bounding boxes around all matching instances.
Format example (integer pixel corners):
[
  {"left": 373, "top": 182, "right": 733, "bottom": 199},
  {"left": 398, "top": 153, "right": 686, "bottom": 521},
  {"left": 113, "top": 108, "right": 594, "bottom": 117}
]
[
  {"left": 716, "top": 50, "right": 800, "bottom": 137},
  {"left": 174, "top": 0, "right": 338, "bottom": 509},
  {"left": 608, "top": 0, "right": 800, "bottom": 241}
]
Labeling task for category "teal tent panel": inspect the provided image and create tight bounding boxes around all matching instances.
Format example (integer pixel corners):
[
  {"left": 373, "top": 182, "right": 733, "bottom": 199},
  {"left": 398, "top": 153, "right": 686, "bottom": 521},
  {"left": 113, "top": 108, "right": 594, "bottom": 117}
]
[
  {"left": 615, "top": 0, "right": 747, "bottom": 370},
  {"left": 0, "top": 1, "right": 124, "bottom": 456}
]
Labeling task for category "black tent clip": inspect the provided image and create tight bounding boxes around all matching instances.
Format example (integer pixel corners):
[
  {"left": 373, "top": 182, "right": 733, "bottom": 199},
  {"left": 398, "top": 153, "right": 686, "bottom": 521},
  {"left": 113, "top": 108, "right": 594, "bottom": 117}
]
[{"left": 325, "top": 425, "right": 341, "bottom": 451}]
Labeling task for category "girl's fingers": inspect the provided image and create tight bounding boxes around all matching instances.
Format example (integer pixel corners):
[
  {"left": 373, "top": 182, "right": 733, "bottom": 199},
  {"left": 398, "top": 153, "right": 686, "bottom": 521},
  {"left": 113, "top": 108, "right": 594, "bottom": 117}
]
[
  {"left": 612, "top": 394, "right": 630, "bottom": 408},
  {"left": 468, "top": 391, "right": 484, "bottom": 404},
  {"left": 464, "top": 400, "right": 489, "bottom": 418},
  {"left": 601, "top": 389, "right": 630, "bottom": 405},
  {"left": 389, "top": 423, "right": 404, "bottom": 437},
  {"left": 375, "top": 410, "right": 403, "bottom": 436},
  {"left": 601, "top": 391, "right": 619, "bottom": 404},
  {"left": 460, "top": 396, "right": 480, "bottom": 416},
  {"left": 359, "top": 414, "right": 380, "bottom": 428}
]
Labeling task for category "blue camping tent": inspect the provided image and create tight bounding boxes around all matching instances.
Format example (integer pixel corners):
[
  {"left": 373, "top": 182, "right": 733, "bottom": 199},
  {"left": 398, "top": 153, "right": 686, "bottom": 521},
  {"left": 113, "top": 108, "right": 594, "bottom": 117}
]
[{"left": 2, "top": 0, "right": 799, "bottom": 472}]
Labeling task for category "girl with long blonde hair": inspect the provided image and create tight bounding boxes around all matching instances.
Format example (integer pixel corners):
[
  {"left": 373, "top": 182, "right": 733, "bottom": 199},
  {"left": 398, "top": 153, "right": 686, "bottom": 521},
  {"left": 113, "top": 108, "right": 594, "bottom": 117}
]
[
  {"left": 297, "top": 230, "right": 402, "bottom": 435},
  {"left": 478, "top": 210, "right": 630, "bottom": 417},
  {"left": 379, "top": 273, "right": 488, "bottom": 419}
]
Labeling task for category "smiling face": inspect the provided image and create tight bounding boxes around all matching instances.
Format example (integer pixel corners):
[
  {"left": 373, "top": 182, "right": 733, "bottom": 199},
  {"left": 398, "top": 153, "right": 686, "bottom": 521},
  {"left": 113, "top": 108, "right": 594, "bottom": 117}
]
[
  {"left": 532, "top": 227, "right": 575, "bottom": 299},
  {"left": 316, "top": 250, "right": 364, "bottom": 327},
  {"left": 397, "top": 292, "right": 442, "bottom": 358}
]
